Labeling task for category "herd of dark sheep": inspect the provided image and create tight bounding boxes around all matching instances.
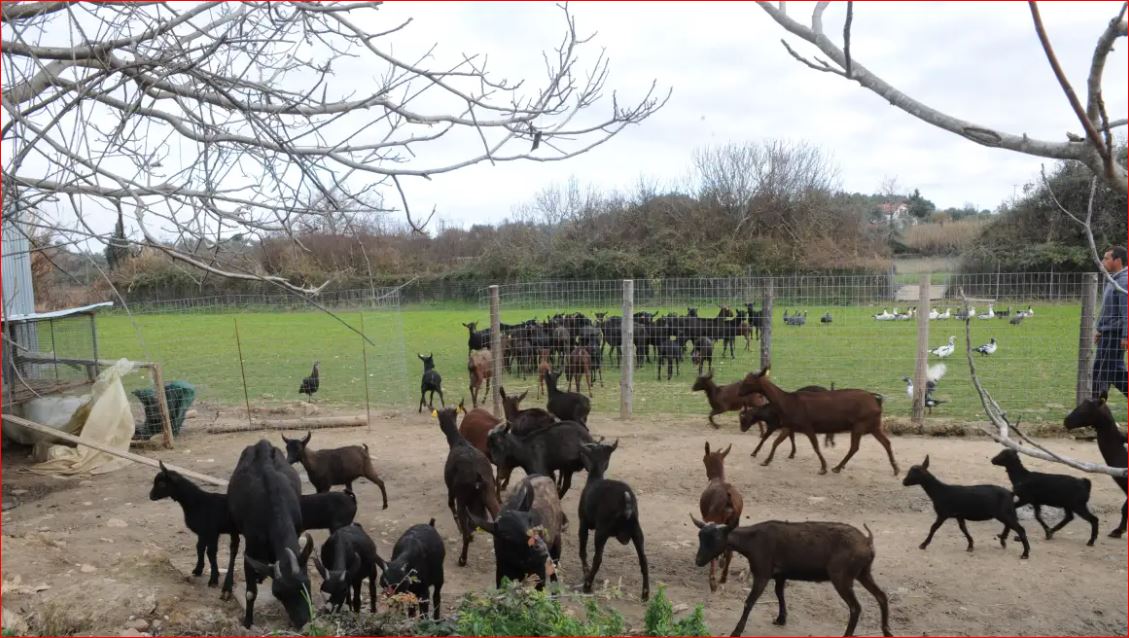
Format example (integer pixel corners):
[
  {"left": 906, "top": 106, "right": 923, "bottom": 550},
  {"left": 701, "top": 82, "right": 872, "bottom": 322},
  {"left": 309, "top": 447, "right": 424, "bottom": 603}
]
[{"left": 152, "top": 350, "right": 1127, "bottom": 636}]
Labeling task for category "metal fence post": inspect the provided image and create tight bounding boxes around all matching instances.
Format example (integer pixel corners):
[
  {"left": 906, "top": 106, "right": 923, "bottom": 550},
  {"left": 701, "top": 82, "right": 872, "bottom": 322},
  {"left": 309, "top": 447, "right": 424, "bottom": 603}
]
[
  {"left": 621, "top": 279, "right": 634, "bottom": 420},
  {"left": 912, "top": 273, "right": 931, "bottom": 423},
  {"left": 489, "top": 285, "right": 503, "bottom": 418},
  {"left": 760, "top": 279, "right": 773, "bottom": 370},
  {"left": 1076, "top": 273, "right": 1099, "bottom": 405}
]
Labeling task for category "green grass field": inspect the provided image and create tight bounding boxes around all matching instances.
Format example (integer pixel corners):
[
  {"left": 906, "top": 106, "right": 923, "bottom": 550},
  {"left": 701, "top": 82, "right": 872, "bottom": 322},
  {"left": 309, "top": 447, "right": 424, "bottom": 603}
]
[{"left": 94, "top": 302, "right": 1125, "bottom": 425}]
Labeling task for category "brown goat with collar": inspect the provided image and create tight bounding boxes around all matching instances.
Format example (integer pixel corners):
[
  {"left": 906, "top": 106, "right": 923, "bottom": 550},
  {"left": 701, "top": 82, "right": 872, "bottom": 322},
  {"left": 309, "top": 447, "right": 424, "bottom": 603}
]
[{"left": 699, "top": 442, "right": 743, "bottom": 592}]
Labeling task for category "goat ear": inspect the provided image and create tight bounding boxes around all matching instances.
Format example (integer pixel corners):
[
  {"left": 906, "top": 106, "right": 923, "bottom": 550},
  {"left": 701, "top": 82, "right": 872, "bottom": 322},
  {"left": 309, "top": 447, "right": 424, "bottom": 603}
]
[
  {"left": 704, "top": 441, "right": 710, "bottom": 455},
  {"left": 285, "top": 547, "right": 302, "bottom": 578},
  {"left": 458, "top": 400, "right": 466, "bottom": 414},
  {"left": 610, "top": 438, "right": 619, "bottom": 452},
  {"left": 245, "top": 554, "right": 275, "bottom": 578},
  {"left": 374, "top": 553, "right": 387, "bottom": 570},
  {"left": 690, "top": 514, "right": 705, "bottom": 529},
  {"left": 469, "top": 510, "right": 495, "bottom": 535},
  {"left": 417, "top": 353, "right": 424, "bottom": 360},
  {"left": 302, "top": 431, "right": 311, "bottom": 446},
  {"left": 762, "top": 366, "right": 771, "bottom": 378},
  {"left": 158, "top": 460, "right": 169, "bottom": 475},
  {"left": 922, "top": 455, "right": 930, "bottom": 469},
  {"left": 518, "top": 390, "right": 528, "bottom": 402},
  {"left": 721, "top": 444, "right": 732, "bottom": 458}
]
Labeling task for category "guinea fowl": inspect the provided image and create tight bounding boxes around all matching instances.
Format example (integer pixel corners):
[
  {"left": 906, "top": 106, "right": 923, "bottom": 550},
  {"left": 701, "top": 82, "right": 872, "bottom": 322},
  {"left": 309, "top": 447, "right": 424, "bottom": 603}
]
[{"left": 299, "top": 361, "right": 320, "bottom": 402}]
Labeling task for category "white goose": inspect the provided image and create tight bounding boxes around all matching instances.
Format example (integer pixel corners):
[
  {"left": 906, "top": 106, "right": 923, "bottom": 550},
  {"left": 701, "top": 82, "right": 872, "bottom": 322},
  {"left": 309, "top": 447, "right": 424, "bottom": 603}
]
[
  {"left": 977, "top": 303, "right": 995, "bottom": 320},
  {"left": 937, "top": 307, "right": 952, "bottom": 320},
  {"left": 975, "top": 337, "right": 998, "bottom": 356},
  {"left": 929, "top": 335, "right": 956, "bottom": 358},
  {"left": 874, "top": 308, "right": 895, "bottom": 321},
  {"left": 928, "top": 308, "right": 941, "bottom": 320}
]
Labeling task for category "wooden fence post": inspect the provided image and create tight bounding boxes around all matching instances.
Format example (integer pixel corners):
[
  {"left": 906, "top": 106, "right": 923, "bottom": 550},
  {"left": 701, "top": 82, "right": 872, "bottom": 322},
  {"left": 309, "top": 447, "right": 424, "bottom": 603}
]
[
  {"left": 1077, "top": 273, "right": 1099, "bottom": 405},
  {"left": 621, "top": 279, "right": 634, "bottom": 420},
  {"left": 489, "top": 285, "right": 503, "bottom": 419},
  {"left": 760, "top": 279, "right": 773, "bottom": 370},
  {"left": 912, "top": 273, "right": 931, "bottom": 423}
]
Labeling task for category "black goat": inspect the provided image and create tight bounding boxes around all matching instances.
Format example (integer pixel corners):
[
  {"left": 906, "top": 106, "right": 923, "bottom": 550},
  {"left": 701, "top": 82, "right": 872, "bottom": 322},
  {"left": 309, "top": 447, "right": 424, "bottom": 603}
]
[
  {"left": 692, "top": 517, "right": 891, "bottom": 637},
  {"left": 990, "top": 448, "right": 1098, "bottom": 546},
  {"left": 545, "top": 370, "right": 591, "bottom": 426},
  {"left": 437, "top": 406, "right": 501, "bottom": 567},
  {"left": 150, "top": 462, "right": 239, "bottom": 597},
  {"left": 656, "top": 338, "right": 683, "bottom": 381},
  {"left": 488, "top": 420, "right": 593, "bottom": 499},
  {"left": 902, "top": 455, "right": 1030, "bottom": 559},
  {"left": 282, "top": 431, "right": 389, "bottom": 508},
  {"left": 472, "top": 475, "right": 565, "bottom": 590},
  {"left": 418, "top": 352, "right": 446, "bottom": 412},
  {"left": 300, "top": 490, "right": 358, "bottom": 533},
  {"left": 377, "top": 518, "right": 445, "bottom": 619},
  {"left": 462, "top": 321, "right": 490, "bottom": 353},
  {"left": 313, "top": 524, "right": 379, "bottom": 613},
  {"left": 1064, "top": 390, "right": 1128, "bottom": 538},
  {"left": 577, "top": 440, "right": 649, "bottom": 601},
  {"left": 227, "top": 440, "right": 314, "bottom": 629}
]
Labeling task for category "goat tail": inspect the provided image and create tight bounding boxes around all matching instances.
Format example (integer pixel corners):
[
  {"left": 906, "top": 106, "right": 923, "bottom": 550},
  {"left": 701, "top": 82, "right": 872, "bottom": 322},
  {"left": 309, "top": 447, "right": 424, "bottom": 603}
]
[
  {"left": 863, "top": 523, "right": 874, "bottom": 546},
  {"left": 623, "top": 490, "right": 636, "bottom": 521},
  {"left": 428, "top": 517, "right": 437, "bottom": 527},
  {"left": 871, "top": 393, "right": 885, "bottom": 406}
]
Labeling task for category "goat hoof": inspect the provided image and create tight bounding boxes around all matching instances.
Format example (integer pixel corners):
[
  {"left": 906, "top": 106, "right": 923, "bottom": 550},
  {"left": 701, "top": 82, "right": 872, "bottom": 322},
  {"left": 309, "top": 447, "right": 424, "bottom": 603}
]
[
  {"left": 831, "top": 467, "right": 843, "bottom": 474},
  {"left": 773, "top": 618, "right": 786, "bottom": 626},
  {"left": 1087, "top": 540, "right": 1096, "bottom": 546},
  {"left": 208, "top": 579, "right": 218, "bottom": 588},
  {"left": 1109, "top": 529, "right": 1125, "bottom": 538},
  {"left": 192, "top": 568, "right": 203, "bottom": 577},
  {"left": 383, "top": 503, "right": 389, "bottom": 510},
  {"left": 760, "top": 461, "right": 771, "bottom": 467},
  {"left": 918, "top": 543, "right": 928, "bottom": 550},
  {"left": 1020, "top": 553, "right": 1029, "bottom": 559},
  {"left": 818, "top": 468, "right": 828, "bottom": 475}
]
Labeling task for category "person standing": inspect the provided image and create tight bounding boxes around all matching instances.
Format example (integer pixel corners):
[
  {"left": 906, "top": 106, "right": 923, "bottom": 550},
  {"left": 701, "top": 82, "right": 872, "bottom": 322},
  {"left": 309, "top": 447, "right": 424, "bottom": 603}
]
[{"left": 1093, "top": 245, "right": 1128, "bottom": 399}]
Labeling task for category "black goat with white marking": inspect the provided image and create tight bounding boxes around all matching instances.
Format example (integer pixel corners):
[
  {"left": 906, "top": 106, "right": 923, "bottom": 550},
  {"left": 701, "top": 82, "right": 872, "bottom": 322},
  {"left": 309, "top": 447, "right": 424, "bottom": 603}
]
[
  {"left": 990, "top": 448, "right": 1098, "bottom": 545},
  {"left": 902, "top": 455, "right": 1030, "bottom": 559}
]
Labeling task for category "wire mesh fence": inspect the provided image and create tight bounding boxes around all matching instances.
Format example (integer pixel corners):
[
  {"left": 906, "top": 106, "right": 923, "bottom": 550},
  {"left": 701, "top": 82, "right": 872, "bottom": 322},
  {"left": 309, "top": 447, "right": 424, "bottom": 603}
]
[{"left": 87, "top": 271, "right": 1122, "bottom": 429}]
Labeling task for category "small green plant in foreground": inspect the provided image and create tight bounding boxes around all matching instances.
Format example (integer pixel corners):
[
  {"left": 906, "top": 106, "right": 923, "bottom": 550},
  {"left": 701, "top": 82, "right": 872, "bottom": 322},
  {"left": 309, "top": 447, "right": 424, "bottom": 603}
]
[{"left": 642, "top": 586, "right": 709, "bottom": 636}]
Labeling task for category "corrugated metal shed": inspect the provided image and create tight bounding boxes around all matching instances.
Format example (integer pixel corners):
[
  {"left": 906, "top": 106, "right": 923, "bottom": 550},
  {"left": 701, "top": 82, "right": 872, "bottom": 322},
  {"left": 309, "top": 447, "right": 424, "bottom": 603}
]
[{"left": 2, "top": 219, "right": 37, "bottom": 316}]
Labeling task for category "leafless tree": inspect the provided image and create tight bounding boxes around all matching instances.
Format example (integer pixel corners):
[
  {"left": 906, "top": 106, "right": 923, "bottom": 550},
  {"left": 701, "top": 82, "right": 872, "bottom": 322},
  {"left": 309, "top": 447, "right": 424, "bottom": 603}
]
[
  {"left": 692, "top": 139, "right": 839, "bottom": 232},
  {"left": 1, "top": 2, "right": 668, "bottom": 294},
  {"left": 758, "top": 1, "right": 1127, "bottom": 288}
]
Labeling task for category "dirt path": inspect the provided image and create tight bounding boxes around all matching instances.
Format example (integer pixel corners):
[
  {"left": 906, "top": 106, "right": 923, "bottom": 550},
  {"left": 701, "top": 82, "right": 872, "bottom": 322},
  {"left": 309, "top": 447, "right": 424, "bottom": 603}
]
[{"left": 3, "top": 407, "right": 1126, "bottom": 636}]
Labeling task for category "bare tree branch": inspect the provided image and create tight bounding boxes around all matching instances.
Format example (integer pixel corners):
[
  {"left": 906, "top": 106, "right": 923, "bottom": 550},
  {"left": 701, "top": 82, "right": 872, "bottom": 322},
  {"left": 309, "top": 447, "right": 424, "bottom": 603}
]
[
  {"left": 2, "top": 2, "right": 666, "bottom": 295},
  {"left": 1041, "top": 170, "right": 1128, "bottom": 295},
  {"left": 757, "top": 2, "right": 1128, "bottom": 195},
  {"left": 958, "top": 289, "right": 1127, "bottom": 478}
]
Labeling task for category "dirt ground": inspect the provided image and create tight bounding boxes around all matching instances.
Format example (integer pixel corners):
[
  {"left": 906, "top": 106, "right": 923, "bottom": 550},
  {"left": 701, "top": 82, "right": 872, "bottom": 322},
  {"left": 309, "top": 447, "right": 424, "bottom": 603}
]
[{"left": 2, "top": 405, "right": 1126, "bottom": 636}]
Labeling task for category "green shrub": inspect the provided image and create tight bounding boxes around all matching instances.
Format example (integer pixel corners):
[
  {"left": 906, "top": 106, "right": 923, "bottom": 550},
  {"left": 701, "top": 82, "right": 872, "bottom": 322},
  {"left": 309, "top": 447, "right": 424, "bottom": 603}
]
[
  {"left": 642, "top": 586, "right": 710, "bottom": 636},
  {"left": 454, "top": 580, "right": 624, "bottom": 636}
]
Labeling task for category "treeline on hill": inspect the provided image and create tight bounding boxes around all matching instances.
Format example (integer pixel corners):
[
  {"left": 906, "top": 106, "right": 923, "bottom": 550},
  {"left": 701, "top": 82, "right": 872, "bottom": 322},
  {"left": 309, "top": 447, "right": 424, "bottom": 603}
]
[{"left": 958, "top": 146, "right": 1128, "bottom": 274}]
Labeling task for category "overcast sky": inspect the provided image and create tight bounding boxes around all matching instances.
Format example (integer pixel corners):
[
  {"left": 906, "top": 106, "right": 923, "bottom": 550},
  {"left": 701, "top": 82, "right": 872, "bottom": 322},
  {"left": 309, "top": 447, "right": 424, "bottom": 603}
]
[{"left": 368, "top": 1, "right": 1127, "bottom": 229}]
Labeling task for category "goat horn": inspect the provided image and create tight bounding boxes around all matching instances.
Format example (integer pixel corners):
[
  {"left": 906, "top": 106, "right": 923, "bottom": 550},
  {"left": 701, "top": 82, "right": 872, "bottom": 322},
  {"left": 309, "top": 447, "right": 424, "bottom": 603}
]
[
  {"left": 689, "top": 514, "right": 705, "bottom": 529},
  {"left": 721, "top": 443, "right": 732, "bottom": 457},
  {"left": 285, "top": 547, "right": 301, "bottom": 578}
]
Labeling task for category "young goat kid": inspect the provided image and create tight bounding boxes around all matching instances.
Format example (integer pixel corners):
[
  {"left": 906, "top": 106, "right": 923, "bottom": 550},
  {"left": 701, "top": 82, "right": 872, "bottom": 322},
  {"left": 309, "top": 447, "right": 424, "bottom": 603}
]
[
  {"left": 902, "top": 455, "right": 1030, "bottom": 559},
  {"left": 577, "top": 440, "right": 650, "bottom": 601},
  {"left": 467, "top": 349, "right": 493, "bottom": 409},
  {"left": 692, "top": 371, "right": 760, "bottom": 430},
  {"left": 691, "top": 516, "right": 892, "bottom": 637},
  {"left": 698, "top": 443, "right": 742, "bottom": 592},
  {"left": 312, "top": 525, "right": 380, "bottom": 613},
  {"left": 150, "top": 462, "right": 240, "bottom": 597},
  {"left": 990, "top": 448, "right": 1098, "bottom": 545},
  {"left": 378, "top": 519, "right": 445, "bottom": 619},
  {"left": 545, "top": 370, "right": 591, "bottom": 426},
  {"left": 417, "top": 352, "right": 445, "bottom": 412},
  {"left": 282, "top": 432, "right": 389, "bottom": 509},
  {"left": 1064, "top": 391, "right": 1128, "bottom": 538}
]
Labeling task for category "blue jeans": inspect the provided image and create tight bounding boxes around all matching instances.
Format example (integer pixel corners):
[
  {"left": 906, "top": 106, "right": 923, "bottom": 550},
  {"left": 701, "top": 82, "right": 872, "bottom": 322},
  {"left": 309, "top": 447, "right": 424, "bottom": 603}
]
[{"left": 1092, "top": 332, "right": 1128, "bottom": 399}]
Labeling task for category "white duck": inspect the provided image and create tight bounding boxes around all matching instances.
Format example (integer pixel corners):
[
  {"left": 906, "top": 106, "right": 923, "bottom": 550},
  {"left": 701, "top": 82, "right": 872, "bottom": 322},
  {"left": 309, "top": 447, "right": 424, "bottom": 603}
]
[
  {"left": 977, "top": 303, "right": 995, "bottom": 320},
  {"left": 874, "top": 308, "right": 895, "bottom": 321},
  {"left": 929, "top": 335, "right": 956, "bottom": 358},
  {"left": 975, "top": 337, "right": 998, "bottom": 356},
  {"left": 938, "top": 307, "right": 952, "bottom": 320},
  {"left": 928, "top": 308, "right": 941, "bottom": 320}
]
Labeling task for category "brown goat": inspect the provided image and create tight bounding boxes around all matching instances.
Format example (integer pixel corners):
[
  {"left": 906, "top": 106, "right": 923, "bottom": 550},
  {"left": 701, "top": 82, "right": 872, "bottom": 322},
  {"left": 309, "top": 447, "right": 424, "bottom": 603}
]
[
  {"left": 739, "top": 367, "right": 897, "bottom": 475},
  {"left": 282, "top": 432, "right": 389, "bottom": 509},
  {"left": 565, "top": 346, "right": 593, "bottom": 396},
  {"left": 536, "top": 349, "right": 552, "bottom": 398},
  {"left": 467, "top": 349, "right": 493, "bottom": 408},
  {"left": 457, "top": 398, "right": 502, "bottom": 459},
  {"left": 693, "top": 517, "right": 892, "bottom": 637},
  {"left": 699, "top": 442, "right": 743, "bottom": 592},
  {"left": 691, "top": 372, "right": 761, "bottom": 430}
]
